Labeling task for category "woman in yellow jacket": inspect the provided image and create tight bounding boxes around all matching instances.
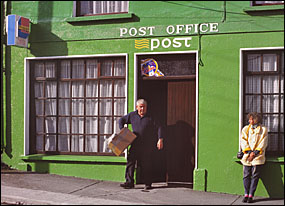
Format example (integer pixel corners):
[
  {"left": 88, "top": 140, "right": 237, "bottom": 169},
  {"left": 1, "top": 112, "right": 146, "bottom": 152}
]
[{"left": 240, "top": 112, "right": 268, "bottom": 203}]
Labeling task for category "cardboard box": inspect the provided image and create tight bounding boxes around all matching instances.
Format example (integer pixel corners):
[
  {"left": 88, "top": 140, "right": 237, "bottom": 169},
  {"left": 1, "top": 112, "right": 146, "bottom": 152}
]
[{"left": 107, "top": 127, "right": 137, "bottom": 156}]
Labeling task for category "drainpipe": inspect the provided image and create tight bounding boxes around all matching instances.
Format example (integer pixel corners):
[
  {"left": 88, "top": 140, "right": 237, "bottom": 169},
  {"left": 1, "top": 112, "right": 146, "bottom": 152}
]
[
  {"left": 1, "top": 1, "right": 5, "bottom": 154},
  {"left": 221, "top": 1, "right": 226, "bottom": 23}
]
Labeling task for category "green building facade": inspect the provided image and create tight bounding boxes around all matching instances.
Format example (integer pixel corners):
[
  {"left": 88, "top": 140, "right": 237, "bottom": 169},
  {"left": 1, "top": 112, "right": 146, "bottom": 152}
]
[{"left": 1, "top": 1, "right": 284, "bottom": 198}]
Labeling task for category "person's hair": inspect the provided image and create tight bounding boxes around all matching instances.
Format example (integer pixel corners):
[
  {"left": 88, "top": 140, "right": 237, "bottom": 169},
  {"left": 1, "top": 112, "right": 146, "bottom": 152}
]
[
  {"left": 136, "top": 99, "right": 147, "bottom": 106},
  {"left": 247, "top": 112, "right": 262, "bottom": 124}
]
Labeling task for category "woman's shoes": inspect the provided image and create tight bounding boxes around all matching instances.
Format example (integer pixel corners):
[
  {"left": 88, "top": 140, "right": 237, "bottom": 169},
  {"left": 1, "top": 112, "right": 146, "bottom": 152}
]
[
  {"left": 242, "top": 196, "right": 254, "bottom": 203},
  {"left": 242, "top": 196, "right": 248, "bottom": 203},
  {"left": 247, "top": 197, "right": 253, "bottom": 203}
]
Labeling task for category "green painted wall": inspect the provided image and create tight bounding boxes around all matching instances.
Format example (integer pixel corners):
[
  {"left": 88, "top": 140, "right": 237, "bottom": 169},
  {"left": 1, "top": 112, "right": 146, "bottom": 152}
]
[{"left": 1, "top": 1, "right": 284, "bottom": 198}]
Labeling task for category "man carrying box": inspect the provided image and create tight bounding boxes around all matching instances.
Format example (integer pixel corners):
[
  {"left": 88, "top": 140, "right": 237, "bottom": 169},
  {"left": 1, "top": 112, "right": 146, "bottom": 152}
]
[{"left": 119, "top": 99, "right": 164, "bottom": 190}]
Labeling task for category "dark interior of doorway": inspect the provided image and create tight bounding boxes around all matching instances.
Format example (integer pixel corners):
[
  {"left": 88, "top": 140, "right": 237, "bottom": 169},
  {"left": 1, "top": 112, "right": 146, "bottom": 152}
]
[
  {"left": 137, "top": 79, "right": 195, "bottom": 185},
  {"left": 136, "top": 53, "right": 196, "bottom": 185}
]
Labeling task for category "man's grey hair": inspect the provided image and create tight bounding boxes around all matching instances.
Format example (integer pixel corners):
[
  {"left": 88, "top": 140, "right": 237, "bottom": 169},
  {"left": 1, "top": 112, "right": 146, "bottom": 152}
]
[{"left": 136, "top": 99, "right": 147, "bottom": 106}]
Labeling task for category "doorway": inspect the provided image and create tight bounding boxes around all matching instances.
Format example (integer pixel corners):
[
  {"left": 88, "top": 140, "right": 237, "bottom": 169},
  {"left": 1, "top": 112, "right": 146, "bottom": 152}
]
[{"left": 136, "top": 52, "right": 197, "bottom": 184}]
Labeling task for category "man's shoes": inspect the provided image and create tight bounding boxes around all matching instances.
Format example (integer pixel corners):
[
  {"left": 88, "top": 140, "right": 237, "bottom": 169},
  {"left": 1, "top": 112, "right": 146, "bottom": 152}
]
[
  {"left": 120, "top": 182, "right": 134, "bottom": 189},
  {"left": 247, "top": 197, "right": 254, "bottom": 203},
  {"left": 144, "top": 184, "right": 152, "bottom": 190},
  {"left": 242, "top": 196, "right": 248, "bottom": 203}
]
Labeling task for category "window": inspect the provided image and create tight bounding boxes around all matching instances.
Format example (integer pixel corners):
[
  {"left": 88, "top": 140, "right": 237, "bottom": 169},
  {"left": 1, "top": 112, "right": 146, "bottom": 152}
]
[
  {"left": 76, "top": 1, "right": 129, "bottom": 17},
  {"left": 252, "top": 1, "right": 284, "bottom": 6},
  {"left": 243, "top": 50, "right": 284, "bottom": 156},
  {"left": 30, "top": 57, "right": 126, "bottom": 155}
]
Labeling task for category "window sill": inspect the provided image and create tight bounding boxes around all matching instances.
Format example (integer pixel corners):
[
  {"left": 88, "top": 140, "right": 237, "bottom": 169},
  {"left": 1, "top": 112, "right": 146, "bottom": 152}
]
[
  {"left": 233, "top": 156, "right": 284, "bottom": 163},
  {"left": 21, "top": 154, "right": 127, "bottom": 164},
  {"left": 243, "top": 5, "right": 284, "bottom": 12},
  {"left": 66, "top": 13, "right": 134, "bottom": 23}
]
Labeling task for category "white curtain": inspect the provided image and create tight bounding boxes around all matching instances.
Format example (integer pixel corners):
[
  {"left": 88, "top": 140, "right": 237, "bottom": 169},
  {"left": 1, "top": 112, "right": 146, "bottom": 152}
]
[
  {"left": 93, "top": 1, "right": 129, "bottom": 14},
  {"left": 246, "top": 53, "right": 283, "bottom": 152},
  {"left": 34, "top": 58, "right": 126, "bottom": 153}
]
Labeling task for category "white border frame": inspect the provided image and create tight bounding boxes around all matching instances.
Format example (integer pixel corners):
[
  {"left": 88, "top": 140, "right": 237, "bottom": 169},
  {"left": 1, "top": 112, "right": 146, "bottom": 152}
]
[
  {"left": 239, "top": 46, "right": 284, "bottom": 150},
  {"left": 24, "top": 53, "right": 129, "bottom": 155},
  {"left": 134, "top": 50, "right": 199, "bottom": 169}
]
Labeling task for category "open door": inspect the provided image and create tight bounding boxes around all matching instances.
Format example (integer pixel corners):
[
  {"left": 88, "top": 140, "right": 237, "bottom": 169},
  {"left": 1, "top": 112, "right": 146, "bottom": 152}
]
[
  {"left": 138, "top": 79, "right": 196, "bottom": 183},
  {"left": 137, "top": 52, "right": 196, "bottom": 184},
  {"left": 166, "top": 80, "right": 195, "bottom": 183}
]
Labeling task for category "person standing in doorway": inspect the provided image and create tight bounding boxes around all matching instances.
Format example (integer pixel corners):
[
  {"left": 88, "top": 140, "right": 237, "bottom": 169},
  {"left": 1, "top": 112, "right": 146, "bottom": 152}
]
[
  {"left": 240, "top": 112, "right": 268, "bottom": 203},
  {"left": 119, "top": 99, "right": 164, "bottom": 190}
]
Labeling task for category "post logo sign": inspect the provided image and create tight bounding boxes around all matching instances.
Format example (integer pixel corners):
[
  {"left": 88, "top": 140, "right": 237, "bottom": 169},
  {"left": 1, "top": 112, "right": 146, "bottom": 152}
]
[
  {"left": 7, "top": 15, "right": 30, "bottom": 48},
  {"left": 120, "top": 23, "right": 219, "bottom": 51}
]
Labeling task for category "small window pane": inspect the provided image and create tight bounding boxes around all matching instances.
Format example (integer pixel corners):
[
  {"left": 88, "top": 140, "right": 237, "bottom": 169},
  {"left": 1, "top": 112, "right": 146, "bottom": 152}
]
[
  {"left": 34, "top": 82, "right": 44, "bottom": 98},
  {"left": 45, "top": 99, "right": 57, "bottom": 115},
  {"left": 72, "top": 99, "right": 84, "bottom": 115},
  {"left": 58, "top": 135, "right": 70, "bottom": 152},
  {"left": 36, "top": 135, "right": 43, "bottom": 151},
  {"left": 72, "top": 117, "right": 84, "bottom": 134},
  {"left": 86, "top": 99, "right": 98, "bottom": 115},
  {"left": 58, "top": 117, "right": 70, "bottom": 134},
  {"left": 114, "top": 117, "right": 121, "bottom": 134},
  {"left": 72, "top": 81, "right": 84, "bottom": 97},
  {"left": 245, "top": 76, "right": 261, "bottom": 93},
  {"left": 281, "top": 52, "right": 284, "bottom": 74},
  {"left": 46, "top": 62, "right": 56, "bottom": 78},
  {"left": 114, "top": 99, "right": 125, "bottom": 115},
  {"left": 86, "top": 135, "right": 98, "bottom": 152},
  {"left": 263, "top": 54, "right": 277, "bottom": 71},
  {"left": 59, "top": 99, "right": 70, "bottom": 115},
  {"left": 86, "top": 60, "right": 98, "bottom": 78},
  {"left": 99, "top": 99, "right": 112, "bottom": 115},
  {"left": 86, "top": 117, "right": 98, "bottom": 134},
  {"left": 59, "top": 82, "right": 70, "bottom": 98},
  {"left": 99, "top": 135, "right": 111, "bottom": 153},
  {"left": 247, "top": 54, "right": 261, "bottom": 72},
  {"left": 45, "top": 135, "right": 56, "bottom": 151},
  {"left": 45, "top": 82, "right": 57, "bottom": 97},
  {"left": 80, "top": 1, "right": 93, "bottom": 15},
  {"left": 99, "top": 117, "right": 112, "bottom": 134},
  {"left": 263, "top": 114, "right": 279, "bottom": 132},
  {"left": 263, "top": 76, "right": 279, "bottom": 93},
  {"left": 34, "top": 62, "right": 44, "bottom": 78},
  {"left": 35, "top": 100, "right": 44, "bottom": 115},
  {"left": 100, "top": 60, "right": 113, "bottom": 76},
  {"left": 114, "top": 59, "right": 125, "bottom": 76},
  {"left": 36, "top": 117, "right": 44, "bottom": 133},
  {"left": 45, "top": 117, "right": 57, "bottom": 133},
  {"left": 266, "top": 134, "right": 279, "bottom": 152},
  {"left": 61, "top": 61, "right": 71, "bottom": 78},
  {"left": 262, "top": 95, "right": 279, "bottom": 113},
  {"left": 100, "top": 80, "right": 112, "bottom": 97},
  {"left": 72, "top": 60, "right": 85, "bottom": 78},
  {"left": 245, "top": 95, "right": 261, "bottom": 113},
  {"left": 71, "top": 135, "right": 84, "bottom": 152},
  {"left": 280, "top": 114, "right": 284, "bottom": 132},
  {"left": 86, "top": 81, "right": 98, "bottom": 97},
  {"left": 114, "top": 80, "right": 125, "bottom": 97}
]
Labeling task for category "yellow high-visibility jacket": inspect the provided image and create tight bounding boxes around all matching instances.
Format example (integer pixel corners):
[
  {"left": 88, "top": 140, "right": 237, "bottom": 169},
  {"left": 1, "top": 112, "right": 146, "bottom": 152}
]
[{"left": 240, "top": 124, "right": 268, "bottom": 166}]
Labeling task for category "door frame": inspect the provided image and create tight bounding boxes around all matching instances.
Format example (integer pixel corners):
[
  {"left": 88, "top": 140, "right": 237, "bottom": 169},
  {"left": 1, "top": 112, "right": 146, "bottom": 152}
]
[{"left": 134, "top": 50, "right": 199, "bottom": 170}]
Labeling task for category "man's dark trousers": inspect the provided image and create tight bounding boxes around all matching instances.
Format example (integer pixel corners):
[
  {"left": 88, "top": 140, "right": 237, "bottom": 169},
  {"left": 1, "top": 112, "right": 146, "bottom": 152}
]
[{"left": 125, "top": 142, "right": 153, "bottom": 186}]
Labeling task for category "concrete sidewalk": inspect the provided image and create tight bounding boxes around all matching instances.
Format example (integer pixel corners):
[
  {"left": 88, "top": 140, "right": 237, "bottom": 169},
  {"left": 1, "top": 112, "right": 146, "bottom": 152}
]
[{"left": 1, "top": 168, "right": 284, "bottom": 205}]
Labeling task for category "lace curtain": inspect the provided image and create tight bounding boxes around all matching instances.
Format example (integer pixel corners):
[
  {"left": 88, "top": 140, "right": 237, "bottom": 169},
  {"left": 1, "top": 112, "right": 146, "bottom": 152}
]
[
  {"left": 35, "top": 59, "right": 126, "bottom": 153},
  {"left": 80, "top": 1, "right": 129, "bottom": 15},
  {"left": 246, "top": 53, "right": 284, "bottom": 152}
]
